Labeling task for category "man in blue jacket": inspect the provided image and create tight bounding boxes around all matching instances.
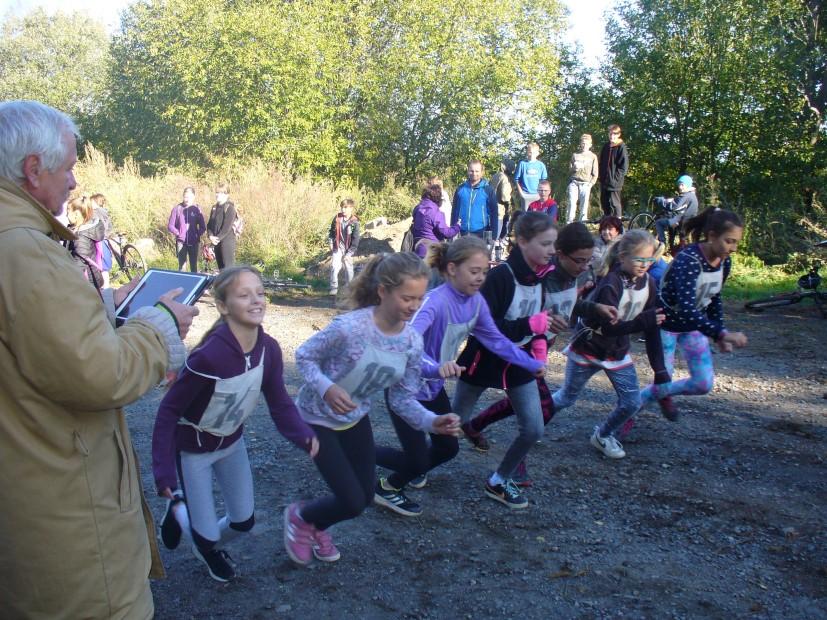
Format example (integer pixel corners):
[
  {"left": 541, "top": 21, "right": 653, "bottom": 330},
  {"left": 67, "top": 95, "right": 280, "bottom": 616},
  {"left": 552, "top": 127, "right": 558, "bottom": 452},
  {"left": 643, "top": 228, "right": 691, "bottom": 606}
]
[{"left": 451, "top": 160, "right": 498, "bottom": 239}]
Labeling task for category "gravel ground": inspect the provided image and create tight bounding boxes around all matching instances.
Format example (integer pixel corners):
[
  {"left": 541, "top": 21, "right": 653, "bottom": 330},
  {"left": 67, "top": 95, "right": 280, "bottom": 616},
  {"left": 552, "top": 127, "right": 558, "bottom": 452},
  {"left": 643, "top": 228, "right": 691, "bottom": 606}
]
[{"left": 127, "top": 290, "right": 827, "bottom": 620}]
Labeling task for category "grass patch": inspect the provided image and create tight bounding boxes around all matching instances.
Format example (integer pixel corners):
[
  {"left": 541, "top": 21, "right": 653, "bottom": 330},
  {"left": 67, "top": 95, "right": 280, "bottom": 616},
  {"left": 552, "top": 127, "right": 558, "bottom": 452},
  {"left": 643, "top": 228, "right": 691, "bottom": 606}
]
[{"left": 724, "top": 254, "right": 799, "bottom": 301}]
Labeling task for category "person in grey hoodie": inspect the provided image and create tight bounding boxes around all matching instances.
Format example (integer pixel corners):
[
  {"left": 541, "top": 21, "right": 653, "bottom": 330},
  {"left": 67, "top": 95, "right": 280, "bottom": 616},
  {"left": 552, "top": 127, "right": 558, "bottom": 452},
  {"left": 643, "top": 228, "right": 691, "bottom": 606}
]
[{"left": 566, "top": 133, "right": 599, "bottom": 223}]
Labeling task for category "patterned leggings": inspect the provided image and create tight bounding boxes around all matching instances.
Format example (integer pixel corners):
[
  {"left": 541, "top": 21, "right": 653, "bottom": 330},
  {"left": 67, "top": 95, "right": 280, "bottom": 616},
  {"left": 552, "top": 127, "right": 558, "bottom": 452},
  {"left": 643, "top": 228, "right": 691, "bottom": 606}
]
[{"left": 641, "top": 330, "right": 715, "bottom": 403}]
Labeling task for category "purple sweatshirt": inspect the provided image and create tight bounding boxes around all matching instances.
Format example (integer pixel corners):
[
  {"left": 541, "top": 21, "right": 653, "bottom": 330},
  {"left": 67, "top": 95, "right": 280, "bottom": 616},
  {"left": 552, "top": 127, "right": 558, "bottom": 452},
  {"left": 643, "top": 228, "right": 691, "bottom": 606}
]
[
  {"left": 152, "top": 323, "right": 314, "bottom": 493},
  {"left": 167, "top": 203, "right": 206, "bottom": 246},
  {"left": 411, "top": 283, "right": 544, "bottom": 400},
  {"left": 412, "top": 197, "right": 460, "bottom": 257}
]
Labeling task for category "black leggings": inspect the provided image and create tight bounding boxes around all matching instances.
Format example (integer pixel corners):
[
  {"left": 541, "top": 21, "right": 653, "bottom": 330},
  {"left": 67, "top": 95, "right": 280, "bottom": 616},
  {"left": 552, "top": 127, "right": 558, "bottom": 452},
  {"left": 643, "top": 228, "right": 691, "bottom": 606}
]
[
  {"left": 176, "top": 241, "right": 199, "bottom": 272},
  {"left": 375, "top": 388, "right": 459, "bottom": 489},
  {"left": 301, "top": 417, "right": 375, "bottom": 531}
]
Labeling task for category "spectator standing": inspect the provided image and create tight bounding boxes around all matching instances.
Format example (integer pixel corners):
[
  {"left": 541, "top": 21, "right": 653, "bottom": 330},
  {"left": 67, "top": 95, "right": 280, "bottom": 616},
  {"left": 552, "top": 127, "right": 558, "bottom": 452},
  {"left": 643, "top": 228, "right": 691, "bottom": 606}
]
[
  {"left": 450, "top": 160, "right": 497, "bottom": 239},
  {"left": 412, "top": 183, "right": 460, "bottom": 258},
  {"left": 328, "top": 198, "right": 360, "bottom": 296},
  {"left": 428, "top": 175, "right": 453, "bottom": 224},
  {"left": 490, "top": 159, "right": 514, "bottom": 241},
  {"left": 567, "top": 133, "right": 599, "bottom": 223},
  {"left": 527, "top": 180, "right": 559, "bottom": 222},
  {"left": 66, "top": 194, "right": 105, "bottom": 287},
  {"left": 0, "top": 100, "right": 197, "bottom": 620},
  {"left": 168, "top": 186, "right": 206, "bottom": 272},
  {"left": 598, "top": 124, "right": 629, "bottom": 217},
  {"left": 207, "top": 183, "right": 238, "bottom": 270},
  {"left": 90, "top": 193, "right": 114, "bottom": 287},
  {"left": 514, "top": 142, "right": 548, "bottom": 212}
]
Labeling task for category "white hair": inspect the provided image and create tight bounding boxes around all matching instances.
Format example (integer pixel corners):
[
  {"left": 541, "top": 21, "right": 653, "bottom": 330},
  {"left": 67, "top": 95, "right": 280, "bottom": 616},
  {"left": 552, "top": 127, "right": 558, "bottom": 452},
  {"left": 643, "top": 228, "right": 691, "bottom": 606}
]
[{"left": 0, "top": 100, "right": 79, "bottom": 185}]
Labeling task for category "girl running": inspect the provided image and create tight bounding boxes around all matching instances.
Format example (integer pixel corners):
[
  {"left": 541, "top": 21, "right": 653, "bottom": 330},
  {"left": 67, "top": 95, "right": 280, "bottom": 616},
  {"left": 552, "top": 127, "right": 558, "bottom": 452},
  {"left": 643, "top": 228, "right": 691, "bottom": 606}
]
[
  {"left": 460, "top": 222, "right": 615, "bottom": 484},
  {"left": 373, "top": 237, "right": 545, "bottom": 517},
  {"left": 152, "top": 266, "right": 317, "bottom": 583},
  {"left": 453, "top": 216, "right": 612, "bottom": 509},
  {"left": 639, "top": 208, "right": 748, "bottom": 418},
  {"left": 551, "top": 229, "right": 670, "bottom": 459},
  {"left": 285, "top": 252, "right": 462, "bottom": 565}
]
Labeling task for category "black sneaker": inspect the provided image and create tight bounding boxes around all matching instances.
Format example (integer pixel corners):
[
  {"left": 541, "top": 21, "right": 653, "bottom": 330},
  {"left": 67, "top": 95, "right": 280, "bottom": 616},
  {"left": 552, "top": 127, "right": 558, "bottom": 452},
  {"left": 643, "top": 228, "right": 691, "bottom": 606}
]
[
  {"left": 461, "top": 422, "right": 491, "bottom": 452},
  {"left": 484, "top": 479, "right": 528, "bottom": 509},
  {"left": 374, "top": 477, "right": 422, "bottom": 516},
  {"left": 408, "top": 474, "right": 428, "bottom": 489},
  {"left": 160, "top": 495, "right": 185, "bottom": 550},
  {"left": 192, "top": 544, "right": 235, "bottom": 582}
]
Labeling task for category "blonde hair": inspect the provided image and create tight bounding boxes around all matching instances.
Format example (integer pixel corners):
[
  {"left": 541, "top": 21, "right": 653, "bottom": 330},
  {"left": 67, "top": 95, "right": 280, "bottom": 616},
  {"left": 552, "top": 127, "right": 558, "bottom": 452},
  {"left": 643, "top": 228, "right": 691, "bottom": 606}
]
[
  {"left": 580, "top": 134, "right": 592, "bottom": 142},
  {"left": 596, "top": 229, "right": 656, "bottom": 277},
  {"left": 527, "top": 142, "right": 540, "bottom": 152},
  {"left": 67, "top": 195, "right": 93, "bottom": 226},
  {"left": 345, "top": 252, "right": 429, "bottom": 309},
  {"left": 426, "top": 236, "right": 488, "bottom": 273},
  {"left": 195, "top": 265, "right": 263, "bottom": 348}
]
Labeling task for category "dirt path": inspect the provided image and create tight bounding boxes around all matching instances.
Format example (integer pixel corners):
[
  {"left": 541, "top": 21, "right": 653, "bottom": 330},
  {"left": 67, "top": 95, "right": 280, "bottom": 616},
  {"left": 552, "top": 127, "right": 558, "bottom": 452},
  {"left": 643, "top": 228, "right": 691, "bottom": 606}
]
[{"left": 126, "top": 292, "right": 827, "bottom": 619}]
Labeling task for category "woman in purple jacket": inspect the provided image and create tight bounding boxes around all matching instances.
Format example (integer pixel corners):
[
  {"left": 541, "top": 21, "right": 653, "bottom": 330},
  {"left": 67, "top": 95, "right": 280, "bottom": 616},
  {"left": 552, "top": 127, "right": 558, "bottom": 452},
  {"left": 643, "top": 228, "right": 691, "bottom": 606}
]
[
  {"left": 412, "top": 183, "right": 461, "bottom": 257},
  {"left": 373, "top": 237, "right": 545, "bottom": 516},
  {"left": 168, "top": 186, "right": 206, "bottom": 272},
  {"left": 152, "top": 266, "right": 318, "bottom": 583}
]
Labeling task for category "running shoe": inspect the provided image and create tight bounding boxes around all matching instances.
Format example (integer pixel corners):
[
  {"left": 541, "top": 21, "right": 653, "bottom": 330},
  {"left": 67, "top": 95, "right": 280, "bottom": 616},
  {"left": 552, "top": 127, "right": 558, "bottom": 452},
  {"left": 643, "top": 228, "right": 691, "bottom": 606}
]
[
  {"left": 484, "top": 479, "right": 528, "bottom": 509},
  {"left": 312, "top": 528, "right": 341, "bottom": 562},
  {"left": 408, "top": 474, "right": 428, "bottom": 489},
  {"left": 160, "top": 493, "right": 186, "bottom": 550},
  {"left": 658, "top": 396, "right": 679, "bottom": 421},
  {"left": 283, "top": 503, "right": 315, "bottom": 566},
  {"left": 374, "top": 478, "right": 422, "bottom": 517},
  {"left": 590, "top": 426, "right": 626, "bottom": 459},
  {"left": 511, "top": 460, "right": 533, "bottom": 488},
  {"left": 461, "top": 421, "right": 491, "bottom": 452},
  {"left": 192, "top": 545, "right": 235, "bottom": 582}
]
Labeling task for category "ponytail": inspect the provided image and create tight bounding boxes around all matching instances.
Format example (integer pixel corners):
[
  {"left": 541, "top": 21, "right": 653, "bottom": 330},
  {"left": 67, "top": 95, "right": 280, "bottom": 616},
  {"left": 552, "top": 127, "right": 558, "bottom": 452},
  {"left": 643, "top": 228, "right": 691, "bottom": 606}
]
[{"left": 683, "top": 207, "right": 743, "bottom": 243}]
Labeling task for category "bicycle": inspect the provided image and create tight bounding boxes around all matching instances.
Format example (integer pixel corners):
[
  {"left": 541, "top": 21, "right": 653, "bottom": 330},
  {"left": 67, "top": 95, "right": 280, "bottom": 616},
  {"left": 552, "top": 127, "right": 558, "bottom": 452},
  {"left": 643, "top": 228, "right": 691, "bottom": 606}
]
[
  {"left": 744, "top": 241, "right": 827, "bottom": 318},
  {"left": 628, "top": 196, "right": 689, "bottom": 254},
  {"left": 106, "top": 232, "right": 147, "bottom": 285}
]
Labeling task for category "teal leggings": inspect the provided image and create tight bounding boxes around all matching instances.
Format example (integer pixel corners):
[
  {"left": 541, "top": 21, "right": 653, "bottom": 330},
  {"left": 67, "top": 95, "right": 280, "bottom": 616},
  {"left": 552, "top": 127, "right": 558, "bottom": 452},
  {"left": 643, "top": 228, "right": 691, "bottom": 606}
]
[{"left": 641, "top": 330, "right": 714, "bottom": 403}]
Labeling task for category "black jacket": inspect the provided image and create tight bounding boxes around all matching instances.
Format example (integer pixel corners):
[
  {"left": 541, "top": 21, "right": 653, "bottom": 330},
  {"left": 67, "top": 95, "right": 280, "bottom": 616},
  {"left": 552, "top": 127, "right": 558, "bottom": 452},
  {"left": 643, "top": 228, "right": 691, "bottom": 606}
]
[
  {"left": 571, "top": 266, "right": 670, "bottom": 384},
  {"left": 598, "top": 141, "right": 629, "bottom": 190},
  {"left": 207, "top": 201, "right": 237, "bottom": 244}
]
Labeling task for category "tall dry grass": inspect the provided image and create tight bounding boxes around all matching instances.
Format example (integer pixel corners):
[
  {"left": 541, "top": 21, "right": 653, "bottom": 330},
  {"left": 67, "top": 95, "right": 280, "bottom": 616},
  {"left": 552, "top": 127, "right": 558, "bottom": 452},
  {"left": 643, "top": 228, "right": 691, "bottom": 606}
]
[{"left": 74, "top": 145, "right": 417, "bottom": 269}]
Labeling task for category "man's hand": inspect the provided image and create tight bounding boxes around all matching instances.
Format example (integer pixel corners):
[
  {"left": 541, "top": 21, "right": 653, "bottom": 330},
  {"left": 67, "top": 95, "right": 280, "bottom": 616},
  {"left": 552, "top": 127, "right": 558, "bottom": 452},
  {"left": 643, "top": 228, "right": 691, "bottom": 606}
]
[
  {"left": 158, "top": 288, "right": 199, "bottom": 339},
  {"left": 113, "top": 276, "right": 141, "bottom": 307}
]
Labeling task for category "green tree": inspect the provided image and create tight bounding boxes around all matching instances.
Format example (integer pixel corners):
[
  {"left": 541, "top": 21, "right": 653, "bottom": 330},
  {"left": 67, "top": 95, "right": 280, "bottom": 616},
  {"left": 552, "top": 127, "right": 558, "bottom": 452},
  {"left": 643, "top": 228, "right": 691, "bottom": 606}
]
[{"left": 0, "top": 9, "right": 110, "bottom": 123}]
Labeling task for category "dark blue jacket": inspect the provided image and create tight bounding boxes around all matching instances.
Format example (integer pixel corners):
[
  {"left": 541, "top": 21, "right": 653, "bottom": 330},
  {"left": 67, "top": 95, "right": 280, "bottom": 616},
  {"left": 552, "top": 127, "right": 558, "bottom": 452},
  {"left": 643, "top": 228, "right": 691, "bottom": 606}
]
[{"left": 450, "top": 179, "right": 497, "bottom": 234}]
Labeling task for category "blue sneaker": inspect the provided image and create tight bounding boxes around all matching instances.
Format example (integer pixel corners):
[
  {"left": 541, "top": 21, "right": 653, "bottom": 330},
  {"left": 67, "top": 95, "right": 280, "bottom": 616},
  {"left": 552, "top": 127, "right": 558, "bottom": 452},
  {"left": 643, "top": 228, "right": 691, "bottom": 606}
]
[{"left": 408, "top": 474, "right": 428, "bottom": 489}]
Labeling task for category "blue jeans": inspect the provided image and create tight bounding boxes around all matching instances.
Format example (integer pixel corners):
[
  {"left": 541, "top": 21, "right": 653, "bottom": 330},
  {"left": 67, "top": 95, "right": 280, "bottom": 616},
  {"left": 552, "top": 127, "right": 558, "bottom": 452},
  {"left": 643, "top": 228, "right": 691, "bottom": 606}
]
[
  {"left": 452, "top": 380, "right": 543, "bottom": 479},
  {"left": 655, "top": 218, "right": 671, "bottom": 244},
  {"left": 552, "top": 358, "right": 641, "bottom": 438}
]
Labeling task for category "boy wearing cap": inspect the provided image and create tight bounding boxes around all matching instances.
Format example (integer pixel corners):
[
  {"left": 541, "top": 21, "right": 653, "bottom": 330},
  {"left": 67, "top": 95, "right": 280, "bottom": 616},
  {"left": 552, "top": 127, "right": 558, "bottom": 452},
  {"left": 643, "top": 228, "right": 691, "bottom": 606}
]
[{"left": 655, "top": 175, "right": 698, "bottom": 246}]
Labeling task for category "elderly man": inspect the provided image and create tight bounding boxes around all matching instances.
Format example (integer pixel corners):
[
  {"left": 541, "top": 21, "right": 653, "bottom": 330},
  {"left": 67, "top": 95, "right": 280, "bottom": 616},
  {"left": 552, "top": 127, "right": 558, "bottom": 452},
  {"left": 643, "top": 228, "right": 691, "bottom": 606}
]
[{"left": 0, "top": 101, "right": 198, "bottom": 619}]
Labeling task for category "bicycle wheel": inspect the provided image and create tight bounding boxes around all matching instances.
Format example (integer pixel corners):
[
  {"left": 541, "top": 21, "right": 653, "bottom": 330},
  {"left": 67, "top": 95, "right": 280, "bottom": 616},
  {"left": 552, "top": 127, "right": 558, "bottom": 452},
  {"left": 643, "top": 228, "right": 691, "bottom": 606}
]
[
  {"left": 744, "top": 291, "right": 804, "bottom": 311},
  {"left": 629, "top": 212, "right": 655, "bottom": 233},
  {"left": 120, "top": 244, "right": 147, "bottom": 281}
]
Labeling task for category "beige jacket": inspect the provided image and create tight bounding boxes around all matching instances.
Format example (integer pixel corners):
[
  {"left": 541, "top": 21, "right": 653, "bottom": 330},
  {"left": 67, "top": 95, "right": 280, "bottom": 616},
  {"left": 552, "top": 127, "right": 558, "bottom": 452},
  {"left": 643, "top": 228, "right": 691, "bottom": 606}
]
[{"left": 0, "top": 179, "right": 176, "bottom": 619}]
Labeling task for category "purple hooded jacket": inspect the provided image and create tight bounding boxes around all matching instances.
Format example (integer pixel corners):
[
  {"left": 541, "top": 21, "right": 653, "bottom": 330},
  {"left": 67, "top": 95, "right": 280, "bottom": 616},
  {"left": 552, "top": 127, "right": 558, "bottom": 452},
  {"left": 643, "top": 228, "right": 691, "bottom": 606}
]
[
  {"left": 168, "top": 203, "right": 206, "bottom": 246},
  {"left": 412, "top": 197, "right": 460, "bottom": 257}
]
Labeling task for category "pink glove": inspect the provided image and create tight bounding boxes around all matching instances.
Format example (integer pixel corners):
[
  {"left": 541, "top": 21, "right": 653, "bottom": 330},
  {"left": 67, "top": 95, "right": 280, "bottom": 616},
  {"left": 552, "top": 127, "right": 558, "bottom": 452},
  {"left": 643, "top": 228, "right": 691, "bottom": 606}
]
[
  {"left": 530, "top": 337, "right": 548, "bottom": 362},
  {"left": 528, "top": 312, "right": 548, "bottom": 335}
]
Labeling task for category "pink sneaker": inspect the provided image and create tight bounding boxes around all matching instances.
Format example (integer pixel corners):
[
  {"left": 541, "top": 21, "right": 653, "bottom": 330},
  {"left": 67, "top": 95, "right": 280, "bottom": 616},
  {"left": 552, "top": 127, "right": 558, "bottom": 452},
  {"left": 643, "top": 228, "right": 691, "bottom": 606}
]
[
  {"left": 283, "top": 503, "right": 314, "bottom": 566},
  {"left": 313, "top": 527, "right": 341, "bottom": 562}
]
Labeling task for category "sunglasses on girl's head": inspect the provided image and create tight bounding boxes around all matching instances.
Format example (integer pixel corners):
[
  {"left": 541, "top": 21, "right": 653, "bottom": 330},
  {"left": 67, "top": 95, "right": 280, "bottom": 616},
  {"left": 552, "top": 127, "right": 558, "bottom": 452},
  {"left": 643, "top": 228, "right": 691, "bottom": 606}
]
[{"left": 631, "top": 256, "right": 657, "bottom": 264}]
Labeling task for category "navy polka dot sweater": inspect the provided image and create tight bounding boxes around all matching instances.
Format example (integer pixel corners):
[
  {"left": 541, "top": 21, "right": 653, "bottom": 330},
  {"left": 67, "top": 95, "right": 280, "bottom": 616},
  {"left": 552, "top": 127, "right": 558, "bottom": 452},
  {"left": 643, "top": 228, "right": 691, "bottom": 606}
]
[{"left": 660, "top": 243, "right": 730, "bottom": 339}]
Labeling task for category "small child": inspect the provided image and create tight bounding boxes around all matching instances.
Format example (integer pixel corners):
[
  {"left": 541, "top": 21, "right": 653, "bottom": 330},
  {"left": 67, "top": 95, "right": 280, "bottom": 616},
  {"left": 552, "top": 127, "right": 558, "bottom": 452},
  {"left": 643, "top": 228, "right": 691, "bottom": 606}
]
[
  {"left": 373, "top": 237, "right": 544, "bottom": 516},
  {"left": 66, "top": 195, "right": 105, "bottom": 287},
  {"left": 513, "top": 142, "right": 548, "bottom": 211},
  {"left": 89, "top": 193, "right": 113, "bottom": 287},
  {"left": 527, "top": 180, "right": 558, "bottom": 222},
  {"left": 285, "top": 252, "right": 461, "bottom": 565},
  {"left": 152, "top": 266, "right": 317, "bottom": 582},
  {"left": 553, "top": 229, "right": 670, "bottom": 459},
  {"left": 328, "top": 198, "right": 360, "bottom": 296}
]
